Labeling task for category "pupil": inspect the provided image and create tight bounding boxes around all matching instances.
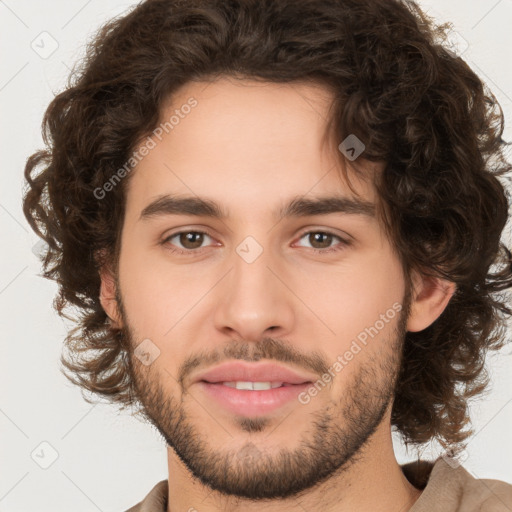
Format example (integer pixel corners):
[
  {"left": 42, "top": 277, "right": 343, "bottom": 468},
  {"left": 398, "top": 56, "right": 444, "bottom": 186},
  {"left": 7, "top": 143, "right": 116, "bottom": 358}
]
[
  {"left": 312, "top": 232, "right": 331, "bottom": 248},
  {"left": 181, "top": 232, "right": 203, "bottom": 249}
]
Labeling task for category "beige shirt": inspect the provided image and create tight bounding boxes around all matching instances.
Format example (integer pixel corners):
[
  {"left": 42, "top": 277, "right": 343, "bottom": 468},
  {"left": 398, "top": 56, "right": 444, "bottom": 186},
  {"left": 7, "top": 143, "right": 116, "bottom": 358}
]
[{"left": 124, "top": 456, "right": 512, "bottom": 511}]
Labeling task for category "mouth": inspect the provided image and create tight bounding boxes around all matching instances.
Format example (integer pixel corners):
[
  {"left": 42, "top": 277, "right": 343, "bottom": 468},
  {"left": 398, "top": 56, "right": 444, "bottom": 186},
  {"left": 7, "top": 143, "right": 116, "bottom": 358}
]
[
  {"left": 197, "top": 380, "right": 313, "bottom": 417},
  {"left": 191, "top": 361, "right": 317, "bottom": 417},
  {"left": 204, "top": 380, "right": 304, "bottom": 390}
]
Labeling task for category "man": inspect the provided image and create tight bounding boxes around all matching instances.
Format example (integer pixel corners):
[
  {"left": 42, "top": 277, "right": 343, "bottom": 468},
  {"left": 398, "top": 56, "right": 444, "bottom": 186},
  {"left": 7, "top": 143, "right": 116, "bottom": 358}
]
[{"left": 23, "top": 0, "right": 512, "bottom": 510}]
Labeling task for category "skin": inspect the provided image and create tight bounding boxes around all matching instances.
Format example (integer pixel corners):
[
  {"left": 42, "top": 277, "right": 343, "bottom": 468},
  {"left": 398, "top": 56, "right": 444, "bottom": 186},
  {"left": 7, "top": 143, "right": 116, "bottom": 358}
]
[{"left": 100, "top": 77, "right": 455, "bottom": 511}]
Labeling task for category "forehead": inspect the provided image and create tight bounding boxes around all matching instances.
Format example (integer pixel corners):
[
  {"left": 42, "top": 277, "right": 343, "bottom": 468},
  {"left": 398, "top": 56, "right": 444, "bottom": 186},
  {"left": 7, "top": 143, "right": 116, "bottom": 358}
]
[{"left": 124, "top": 77, "right": 379, "bottom": 222}]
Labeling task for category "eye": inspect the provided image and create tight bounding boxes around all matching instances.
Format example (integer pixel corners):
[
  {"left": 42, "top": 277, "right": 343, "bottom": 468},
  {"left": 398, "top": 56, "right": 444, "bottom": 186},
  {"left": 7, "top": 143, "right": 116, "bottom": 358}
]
[
  {"left": 294, "top": 230, "right": 350, "bottom": 254},
  {"left": 161, "top": 230, "right": 216, "bottom": 255},
  {"left": 161, "top": 229, "right": 350, "bottom": 256}
]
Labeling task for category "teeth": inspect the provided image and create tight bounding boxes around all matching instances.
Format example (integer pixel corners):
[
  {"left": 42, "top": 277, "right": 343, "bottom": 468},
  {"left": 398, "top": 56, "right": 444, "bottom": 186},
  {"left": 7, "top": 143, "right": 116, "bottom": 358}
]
[{"left": 222, "top": 381, "right": 284, "bottom": 390}]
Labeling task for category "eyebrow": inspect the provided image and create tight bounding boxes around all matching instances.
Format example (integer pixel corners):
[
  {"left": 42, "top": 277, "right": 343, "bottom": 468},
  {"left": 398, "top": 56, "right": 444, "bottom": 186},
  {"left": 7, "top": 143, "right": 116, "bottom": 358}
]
[{"left": 139, "top": 193, "right": 375, "bottom": 222}]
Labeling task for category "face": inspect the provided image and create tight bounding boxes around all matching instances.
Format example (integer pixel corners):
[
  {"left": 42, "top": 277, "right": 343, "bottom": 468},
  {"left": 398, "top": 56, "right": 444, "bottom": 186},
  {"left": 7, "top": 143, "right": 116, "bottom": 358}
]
[{"left": 112, "top": 77, "right": 413, "bottom": 499}]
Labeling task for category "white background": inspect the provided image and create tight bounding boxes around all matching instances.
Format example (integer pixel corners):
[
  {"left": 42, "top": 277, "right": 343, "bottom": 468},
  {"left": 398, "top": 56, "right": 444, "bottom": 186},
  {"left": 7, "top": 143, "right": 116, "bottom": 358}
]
[{"left": 1, "top": 1, "right": 511, "bottom": 511}]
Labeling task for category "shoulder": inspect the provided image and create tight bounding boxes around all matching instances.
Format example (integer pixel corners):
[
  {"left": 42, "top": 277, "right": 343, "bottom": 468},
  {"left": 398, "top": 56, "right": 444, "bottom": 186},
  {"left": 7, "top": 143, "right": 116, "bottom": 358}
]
[
  {"left": 402, "top": 456, "right": 512, "bottom": 512},
  {"left": 460, "top": 475, "right": 512, "bottom": 511},
  {"left": 123, "top": 480, "right": 168, "bottom": 512}
]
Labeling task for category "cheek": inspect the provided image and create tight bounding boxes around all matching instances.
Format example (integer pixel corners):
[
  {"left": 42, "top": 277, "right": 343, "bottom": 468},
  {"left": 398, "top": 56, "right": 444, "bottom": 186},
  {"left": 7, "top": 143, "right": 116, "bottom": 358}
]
[
  {"left": 118, "top": 245, "right": 176, "bottom": 337},
  {"left": 299, "top": 247, "right": 405, "bottom": 355},
  {"left": 118, "top": 242, "right": 221, "bottom": 340}
]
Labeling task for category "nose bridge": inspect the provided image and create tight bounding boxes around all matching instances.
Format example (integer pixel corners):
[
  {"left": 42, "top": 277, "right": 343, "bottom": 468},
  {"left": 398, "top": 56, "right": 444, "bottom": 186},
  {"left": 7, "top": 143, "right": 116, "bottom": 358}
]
[{"left": 213, "top": 233, "right": 294, "bottom": 339}]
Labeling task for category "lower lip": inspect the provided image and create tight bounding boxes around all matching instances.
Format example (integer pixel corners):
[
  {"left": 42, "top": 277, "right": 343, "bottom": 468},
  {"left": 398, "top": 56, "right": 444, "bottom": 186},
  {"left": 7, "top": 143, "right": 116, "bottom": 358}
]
[{"left": 197, "top": 382, "right": 311, "bottom": 417}]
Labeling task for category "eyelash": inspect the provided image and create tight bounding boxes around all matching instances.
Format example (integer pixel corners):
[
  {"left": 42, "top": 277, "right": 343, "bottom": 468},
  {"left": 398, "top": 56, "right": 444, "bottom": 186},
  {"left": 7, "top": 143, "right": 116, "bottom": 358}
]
[{"left": 160, "top": 229, "right": 350, "bottom": 256}]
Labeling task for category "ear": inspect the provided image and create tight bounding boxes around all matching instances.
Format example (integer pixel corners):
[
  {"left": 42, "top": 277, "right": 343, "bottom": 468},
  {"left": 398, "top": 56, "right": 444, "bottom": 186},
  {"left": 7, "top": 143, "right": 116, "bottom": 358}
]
[
  {"left": 99, "top": 263, "right": 123, "bottom": 329},
  {"left": 406, "top": 270, "right": 456, "bottom": 332}
]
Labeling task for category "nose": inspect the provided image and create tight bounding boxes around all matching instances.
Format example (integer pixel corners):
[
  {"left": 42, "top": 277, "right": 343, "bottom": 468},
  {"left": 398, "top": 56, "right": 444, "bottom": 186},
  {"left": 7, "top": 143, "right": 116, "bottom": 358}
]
[{"left": 213, "top": 238, "right": 295, "bottom": 342}]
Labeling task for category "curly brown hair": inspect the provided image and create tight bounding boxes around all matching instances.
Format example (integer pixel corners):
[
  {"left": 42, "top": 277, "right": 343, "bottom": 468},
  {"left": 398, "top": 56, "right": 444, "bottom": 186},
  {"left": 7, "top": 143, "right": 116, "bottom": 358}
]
[{"left": 23, "top": 0, "right": 512, "bottom": 453}]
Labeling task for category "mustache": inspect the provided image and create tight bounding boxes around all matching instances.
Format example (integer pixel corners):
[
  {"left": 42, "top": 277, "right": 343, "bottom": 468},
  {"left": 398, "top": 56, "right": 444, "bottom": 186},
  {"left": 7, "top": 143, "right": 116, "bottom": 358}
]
[{"left": 177, "top": 337, "right": 330, "bottom": 389}]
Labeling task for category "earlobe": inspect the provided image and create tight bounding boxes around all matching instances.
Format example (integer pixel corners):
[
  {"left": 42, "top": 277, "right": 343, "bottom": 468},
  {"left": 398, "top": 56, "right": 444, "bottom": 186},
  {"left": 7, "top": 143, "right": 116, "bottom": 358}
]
[
  {"left": 99, "top": 265, "right": 123, "bottom": 329},
  {"left": 406, "top": 271, "right": 456, "bottom": 333}
]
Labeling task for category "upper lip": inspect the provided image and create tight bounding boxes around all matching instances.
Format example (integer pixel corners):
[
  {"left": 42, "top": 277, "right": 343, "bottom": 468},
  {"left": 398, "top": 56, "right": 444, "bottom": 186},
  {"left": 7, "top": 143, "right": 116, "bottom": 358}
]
[{"left": 193, "top": 361, "right": 316, "bottom": 385}]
